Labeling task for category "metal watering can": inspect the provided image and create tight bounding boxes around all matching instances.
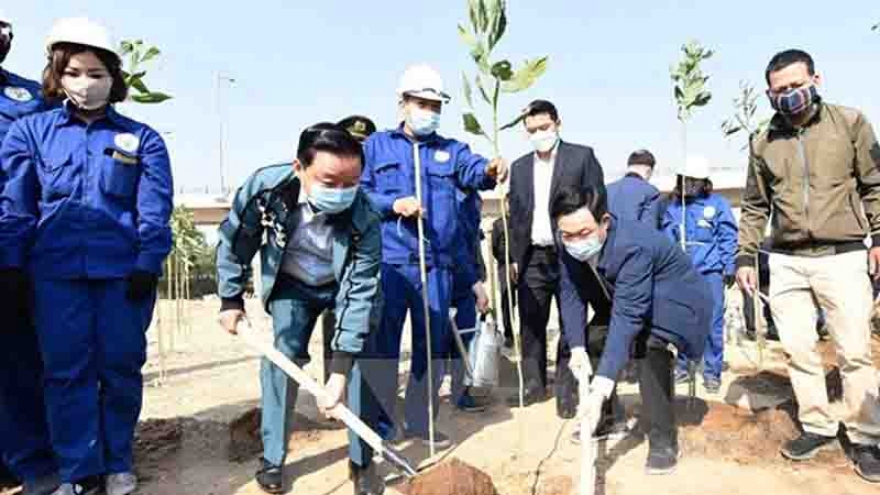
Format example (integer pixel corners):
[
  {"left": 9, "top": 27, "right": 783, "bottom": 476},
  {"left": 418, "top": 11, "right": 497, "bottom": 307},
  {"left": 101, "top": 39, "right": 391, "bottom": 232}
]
[{"left": 449, "top": 312, "right": 503, "bottom": 389}]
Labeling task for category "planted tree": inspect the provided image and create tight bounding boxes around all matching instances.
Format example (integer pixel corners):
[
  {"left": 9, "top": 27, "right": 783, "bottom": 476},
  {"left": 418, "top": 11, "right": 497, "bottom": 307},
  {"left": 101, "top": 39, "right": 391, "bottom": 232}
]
[
  {"left": 670, "top": 40, "right": 713, "bottom": 250},
  {"left": 722, "top": 80, "right": 770, "bottom": 150},
  {"left": 458, "top": 0, "right": 548, "bottom": 409},
  {"left": 120, "top": 40, "right": 173, "bottom": 104}
]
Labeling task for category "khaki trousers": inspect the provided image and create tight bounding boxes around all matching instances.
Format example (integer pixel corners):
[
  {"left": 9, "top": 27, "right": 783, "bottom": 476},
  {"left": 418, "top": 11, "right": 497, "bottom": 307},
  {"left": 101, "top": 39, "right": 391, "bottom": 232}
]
[{"left": 769, "top": 251, "right": 880, "bottom": 444}]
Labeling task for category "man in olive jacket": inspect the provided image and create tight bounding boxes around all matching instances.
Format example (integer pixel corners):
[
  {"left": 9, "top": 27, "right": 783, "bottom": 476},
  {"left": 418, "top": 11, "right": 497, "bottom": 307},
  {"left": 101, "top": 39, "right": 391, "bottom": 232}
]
[
  {"left": 736, "top": 49, "right": 880, "bottom": 482},
  {"left": 216, "top": 123, "right": 384, "bottom": 495}
]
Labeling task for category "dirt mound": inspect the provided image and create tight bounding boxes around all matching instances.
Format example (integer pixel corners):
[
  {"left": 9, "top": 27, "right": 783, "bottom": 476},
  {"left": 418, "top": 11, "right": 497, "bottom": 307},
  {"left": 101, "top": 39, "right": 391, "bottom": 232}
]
[
  {"left": 680, "top": 402, "right": 847, "bottom": 466},
  {"left": 134, "top": 418, "right": 185, "bottom": 479},
  {"left": 228, "top": 407, "right": 339, "bottom": 462},
  {"left": 401, "top": 458, "right": 499, "bottom": 495}
]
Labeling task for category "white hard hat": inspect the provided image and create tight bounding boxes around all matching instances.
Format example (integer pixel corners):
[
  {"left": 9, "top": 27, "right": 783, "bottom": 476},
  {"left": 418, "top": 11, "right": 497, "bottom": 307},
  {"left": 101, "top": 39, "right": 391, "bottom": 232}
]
[
  {"left": 45, "top": 17, "right": 118, "bottom": 59},
  {"left": 396, "top": 64, "right": 451, "bottom": 103},
  {"left": 679, "top": 155, "right": 712, "bottom": 180}
]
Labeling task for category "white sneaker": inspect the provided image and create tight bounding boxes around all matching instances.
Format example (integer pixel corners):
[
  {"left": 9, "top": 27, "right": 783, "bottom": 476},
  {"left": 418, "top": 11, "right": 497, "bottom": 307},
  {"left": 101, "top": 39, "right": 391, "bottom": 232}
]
[
  {"left": 50, "top": 482, "right": 99, "bottom": 495},
  {"left": 105, "top": 473, "right": 138, "bottom": 495}
]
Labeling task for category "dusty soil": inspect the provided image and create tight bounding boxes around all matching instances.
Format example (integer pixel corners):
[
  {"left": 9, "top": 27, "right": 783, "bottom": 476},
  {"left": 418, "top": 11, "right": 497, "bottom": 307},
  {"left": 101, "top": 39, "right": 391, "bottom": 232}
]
[
  {"left": 400, "top": 458, "right": 499, "bottom": 495},
  {"left": 4, "top": 300, "right": 880, "bottom": 495}
]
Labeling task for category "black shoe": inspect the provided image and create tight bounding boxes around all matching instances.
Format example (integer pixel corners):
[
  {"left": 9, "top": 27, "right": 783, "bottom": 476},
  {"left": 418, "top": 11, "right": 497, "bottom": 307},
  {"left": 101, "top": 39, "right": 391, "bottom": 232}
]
[
  {"left": 504, "top": 336, "right": 514, "bottom": 349},
  {"left": 674, "top": 369, "right": 690, "bottom": 385},
  {"left": 854, "top": 444, "right": 880, "bottom": 483},
  {"left": 350, "top": 462, "right": 384, "bottom": 495},
  {"left": 780, "top": 432, "right": 837, "bottom": 461},
  {"left": 645, "top": 447, "right": 679, "bottom": 475},
  {"left": 455, "top": 391, "right": 487, "bottom": 413},
  {"left": 506, "top": 387, "right": 546, "bottom": 407},
  {"left": 255, "top": 458, "right": 284, "bottom": 494},
  {"left": 0, "top": 462, "right": 17, "bottom": 489}
]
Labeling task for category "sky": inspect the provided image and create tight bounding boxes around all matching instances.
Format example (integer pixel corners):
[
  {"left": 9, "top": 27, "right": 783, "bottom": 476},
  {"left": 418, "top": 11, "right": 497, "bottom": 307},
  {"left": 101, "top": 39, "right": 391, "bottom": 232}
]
[{"left": 6, "top": 1, "right": 880, "bottom": 194}]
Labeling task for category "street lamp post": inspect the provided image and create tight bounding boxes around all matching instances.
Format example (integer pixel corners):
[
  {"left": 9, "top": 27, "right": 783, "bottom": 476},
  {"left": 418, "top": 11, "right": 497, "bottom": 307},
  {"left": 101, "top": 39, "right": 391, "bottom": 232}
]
[{"left": 213, "top": 72, "right": 236, "bottom": 195}]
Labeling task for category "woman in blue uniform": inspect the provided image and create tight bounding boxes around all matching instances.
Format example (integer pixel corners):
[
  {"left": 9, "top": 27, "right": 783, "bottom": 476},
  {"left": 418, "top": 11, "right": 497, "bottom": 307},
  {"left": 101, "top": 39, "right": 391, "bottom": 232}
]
[
  {"left": 0, "top": 18, "right": 173, "bottom": 495},
  {"left": 662, "top": 155, "right": 737, "bottom": 393}
]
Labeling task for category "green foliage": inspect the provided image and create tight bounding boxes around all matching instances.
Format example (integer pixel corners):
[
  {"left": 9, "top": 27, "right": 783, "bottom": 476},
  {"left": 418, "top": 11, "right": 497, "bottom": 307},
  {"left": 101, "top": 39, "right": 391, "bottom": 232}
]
[
  {"left": 670, "top": 40, "right": 713, "bottom": 122},
  {"left": 721, "top": 80, "right": 771, "bottom": 149},
  {"left": 160, "top": 206, "right": 216, "bottom": 298},
  {"left": 120, "top": 39, "right": 173, "bottom": 105},
  {"left": 459, "top": 0, "right": 549, "bottom": 155}
]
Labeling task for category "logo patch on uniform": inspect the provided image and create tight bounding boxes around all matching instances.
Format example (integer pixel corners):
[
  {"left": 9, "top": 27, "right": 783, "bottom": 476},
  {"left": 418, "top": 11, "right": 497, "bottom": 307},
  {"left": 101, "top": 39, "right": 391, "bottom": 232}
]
[
  {"left": 703, "top": 206, "right": 716, "bottom": 219},
  {"left": 114, "top": 133, "right": 140, "bottom": 154},
  {"left": 3, "top": 87, "right": 34, "bottom": 103},
  {"left": 434, "top": 150, "right": 450, "bottom": 163},
  {"left": 698, "top": 219, "right": 712, "bottom": 228}
]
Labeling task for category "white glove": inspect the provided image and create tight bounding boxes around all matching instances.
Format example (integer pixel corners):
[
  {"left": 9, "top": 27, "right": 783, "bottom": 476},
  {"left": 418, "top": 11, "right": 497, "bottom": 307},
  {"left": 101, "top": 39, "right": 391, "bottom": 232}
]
[
  {"left": 578, "top": 376, "right": 615, "bottom": 435},
  {"left": 569, "top": 347, "right": 592, "bottom": 378}
]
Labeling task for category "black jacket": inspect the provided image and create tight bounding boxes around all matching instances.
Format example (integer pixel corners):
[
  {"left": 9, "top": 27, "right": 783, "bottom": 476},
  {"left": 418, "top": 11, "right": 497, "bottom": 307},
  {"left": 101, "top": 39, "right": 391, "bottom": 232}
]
[{"left": 508, "top": 141, "right": 605, "bottom": 266}]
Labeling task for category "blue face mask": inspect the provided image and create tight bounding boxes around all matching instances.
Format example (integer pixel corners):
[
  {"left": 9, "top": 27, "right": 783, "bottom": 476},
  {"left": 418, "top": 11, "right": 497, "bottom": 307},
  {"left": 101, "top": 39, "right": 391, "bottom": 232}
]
[
  {"left": 563, "top": 234, "right": 604, "bottom": 262},
  {"left": 308, "top": 183, "right": 358, "bottom": 214},
  {"left": 406, "top": 107, "right": 441, "bottom": 136}
]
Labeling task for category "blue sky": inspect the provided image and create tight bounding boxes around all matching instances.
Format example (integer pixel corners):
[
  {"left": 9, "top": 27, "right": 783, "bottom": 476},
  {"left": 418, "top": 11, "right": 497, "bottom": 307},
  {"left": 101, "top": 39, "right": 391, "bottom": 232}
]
[{"left": 6, "top": 1, "right": 879, "bottom": 192}]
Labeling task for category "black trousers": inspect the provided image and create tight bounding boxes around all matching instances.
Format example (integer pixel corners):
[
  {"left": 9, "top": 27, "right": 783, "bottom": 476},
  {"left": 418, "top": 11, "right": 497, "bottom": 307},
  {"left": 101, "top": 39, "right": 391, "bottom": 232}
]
[
  {"left": 638, "top": 335, "right": 677, "bottom": 452},
  {"left": 498, "top": 265, "right": 517, "bottom": 341},
  {"left": 518, "top": 246, "right": 568, "bottom": 391},
  {"left": 321, "top": 310, "right": 336, "bottom": 383}
]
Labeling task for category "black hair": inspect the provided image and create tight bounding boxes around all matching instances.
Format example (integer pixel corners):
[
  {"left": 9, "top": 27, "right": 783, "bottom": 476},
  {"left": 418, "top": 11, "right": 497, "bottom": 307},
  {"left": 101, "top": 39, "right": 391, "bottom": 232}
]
[
  {"left": 765, "top": 49, "right": 815, "bottom": 85},
  {"left": 627, "top": 149, "right": 656, "bottom": 168},
  {"left": 296, "top": 122, "right": 363, "bottom": 168},
  {"left": 550, "top": 185, "right": 608, "bottom": 222},
  {"left": 522, "top": 99, "right": 559, "bottom": 124},
  {"left": 672, "top": 175, "right": 713, "bottom": 199},
  {"left": 336, "top": 115, "right": 377, "bottom": 143}
]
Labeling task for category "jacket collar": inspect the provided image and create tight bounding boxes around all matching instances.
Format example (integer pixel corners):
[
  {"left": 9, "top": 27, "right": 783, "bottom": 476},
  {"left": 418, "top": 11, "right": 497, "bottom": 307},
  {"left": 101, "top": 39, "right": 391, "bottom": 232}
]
[
  {"left": 768, "top": 99, "right": 824, "bottom": 135},
  {"left": 56, "top": 100, "right": 127, "bottom": 128}
]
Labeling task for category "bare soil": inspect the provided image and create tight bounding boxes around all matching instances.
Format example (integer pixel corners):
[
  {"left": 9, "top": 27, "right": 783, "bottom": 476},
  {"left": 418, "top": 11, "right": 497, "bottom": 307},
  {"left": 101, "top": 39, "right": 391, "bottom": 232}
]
[{"left": 400, "top": 458, "right": 499, "bottom": 495}]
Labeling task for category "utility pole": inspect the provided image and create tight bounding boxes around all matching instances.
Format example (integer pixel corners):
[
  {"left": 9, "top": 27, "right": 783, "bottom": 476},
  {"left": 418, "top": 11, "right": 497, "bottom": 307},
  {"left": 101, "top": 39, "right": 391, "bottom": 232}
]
[{"left": 213, "top": 72, "right": 236, "bottom": 195}]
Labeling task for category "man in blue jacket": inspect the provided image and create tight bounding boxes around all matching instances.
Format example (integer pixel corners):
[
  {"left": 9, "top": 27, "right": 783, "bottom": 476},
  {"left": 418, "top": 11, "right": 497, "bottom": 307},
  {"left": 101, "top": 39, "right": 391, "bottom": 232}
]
[
  {"left": 217, "top": 123, "right": 384, "bottom": 495},
  {"left": 553, "top": 185, "right": 712, "bottom": 475},
  {"left": 360, "top": 64, "right": 506, "bottom": 447},
  {"left": 662, "top": 155, "right": 737, "bottom": 392},
  {"left": 606, "top": 149, "right": 661, "bottom": 228},
  {"left": 0, "top": 11, "right": 58, "bottom": 495}
]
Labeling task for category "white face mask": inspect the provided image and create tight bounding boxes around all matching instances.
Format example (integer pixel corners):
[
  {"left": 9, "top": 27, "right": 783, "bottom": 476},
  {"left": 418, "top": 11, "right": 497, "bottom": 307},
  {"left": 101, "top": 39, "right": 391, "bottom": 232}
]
[
  {"left": 563, "top": 233, "right": 604, "bottom": 262},
  {"left": 62, "top": 74, "right": 112, "bottom": 111},
  {"left": 529, "top": 129, "right": 558, "bottom": 153}
]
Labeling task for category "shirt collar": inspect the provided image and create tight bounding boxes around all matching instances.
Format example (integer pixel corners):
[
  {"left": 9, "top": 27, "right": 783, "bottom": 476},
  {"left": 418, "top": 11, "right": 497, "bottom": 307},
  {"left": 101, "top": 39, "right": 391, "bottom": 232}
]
[{"left": 56, "top": 100, "right": 126, "bottom": 128}]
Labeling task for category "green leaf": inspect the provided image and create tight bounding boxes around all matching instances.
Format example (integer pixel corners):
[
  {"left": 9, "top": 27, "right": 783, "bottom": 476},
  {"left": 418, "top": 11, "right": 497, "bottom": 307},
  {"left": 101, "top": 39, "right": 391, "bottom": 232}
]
[
  {"left": 477, "top": 0, "right": 489, "bottom": 32},
  {"left": 500, "top": 112, "right": 525, "bottom": 131},
  {"left": 475, "top": 75, "right": 492, "bottom": 105},
  {"left": 141, "top": 46, "right": 161, "bottom": 63},
  {"left": 488, "top": 1, "right": 507, "bottom": 50},
  {"left": 463, "top": 112, "right": 487, "bottom": 136},
  {"left": 462, "top": 72, "right": 474, "bottom": 109},
  {"left": 128, "top": 76, "right": 150, "bottom": 95},
  {"left": 693, "top": 93, "right": 712, "bottom": 107},
  {"left": 131, "top": 92, "right": 173, "bottom": 104},
  {"left": 490, "top": 60, "right": 513, "bottom": 81},
  {"left": 119, "top": 41, "right": 135, "bottom": 56},
  {"left": 458, "top": 24, "right": 477, "bottom": 48},
  {"left": 501, "top": 56, "right": 548, "bottom": 93},
  {"left": 468, "top": 0, "right": 480, "bottom": 33}
]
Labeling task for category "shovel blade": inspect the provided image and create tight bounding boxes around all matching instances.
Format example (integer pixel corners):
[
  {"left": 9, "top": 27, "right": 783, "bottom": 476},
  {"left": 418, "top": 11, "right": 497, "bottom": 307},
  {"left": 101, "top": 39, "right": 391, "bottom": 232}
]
[{"left": 381, "top": 443, "right": 419, "bottom": 478}]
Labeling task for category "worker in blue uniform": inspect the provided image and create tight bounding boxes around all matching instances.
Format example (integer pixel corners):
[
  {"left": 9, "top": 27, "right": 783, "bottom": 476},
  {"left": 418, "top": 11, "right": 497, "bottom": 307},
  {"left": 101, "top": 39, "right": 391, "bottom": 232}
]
[
  {"left": 449, "top": 188, "right": 490, "bottom": 413},
  {"left": 217, "top": 123, "right": 384, "bottom": 495},
  {"left": 553, "top": 185, "right": 712, "bottom": 475},
  {"left": 360, "top": 64, "right": 507, "bottom": 447},
  {"left": 606, "top": 149, "right": 661, "bottom": 228},
  {"left": 661, "top": 155, "right": 737, "bottom": 393},
  {"left": 0, "top": 18, "right": 173, "bottom": 495},
  {"left": 0, "top": 11, "right": 59, "bottom": 495}
]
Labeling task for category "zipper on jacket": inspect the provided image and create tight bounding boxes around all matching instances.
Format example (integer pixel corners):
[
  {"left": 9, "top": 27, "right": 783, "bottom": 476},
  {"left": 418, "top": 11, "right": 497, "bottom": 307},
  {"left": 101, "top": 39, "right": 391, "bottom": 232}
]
[{"left": 796, "top": 130, "right": 812, "bottom": 240}]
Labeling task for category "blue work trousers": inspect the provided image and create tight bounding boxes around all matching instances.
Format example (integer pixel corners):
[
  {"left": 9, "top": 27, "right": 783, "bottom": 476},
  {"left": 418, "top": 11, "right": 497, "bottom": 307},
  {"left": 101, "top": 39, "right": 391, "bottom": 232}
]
[
  {"left": 677, "top": 271, "right": 725, "bottom": 380},
  {"left": 33, "top": 278, "right": 155, "bottom": 483},
  {"left": 372, "top": 263, "right": 452, "bottom": 438},
  {"left": 0, "top": 312, "right": 56, "bottom": 482},
  {"left": 261, "top": 276, "right": 375, "bottom": 468}
]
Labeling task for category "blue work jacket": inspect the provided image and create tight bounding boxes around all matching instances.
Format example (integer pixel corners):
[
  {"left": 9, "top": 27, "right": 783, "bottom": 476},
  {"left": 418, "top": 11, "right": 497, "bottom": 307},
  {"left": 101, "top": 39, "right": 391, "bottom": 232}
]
[
  {"left": 0, "top": 69, "right": 45, "bottom": 143},
  {"left": 360, "top": 126, "right": 495, "bottom": 269},
  {"left": 606, "top": 173, "right": 661, "bottom": 228},
  {"left": 662, "top": 193, "right": 738, "bottom": 275},
  {"left": 0, "top": 103, "right": 173, "bottom": 278}
]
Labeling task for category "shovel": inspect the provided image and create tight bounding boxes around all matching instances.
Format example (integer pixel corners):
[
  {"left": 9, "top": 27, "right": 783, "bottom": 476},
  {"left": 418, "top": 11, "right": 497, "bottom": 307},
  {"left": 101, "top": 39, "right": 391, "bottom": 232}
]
[{"left": 237, "top": 320, "right": 419, "bottom": 478}]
